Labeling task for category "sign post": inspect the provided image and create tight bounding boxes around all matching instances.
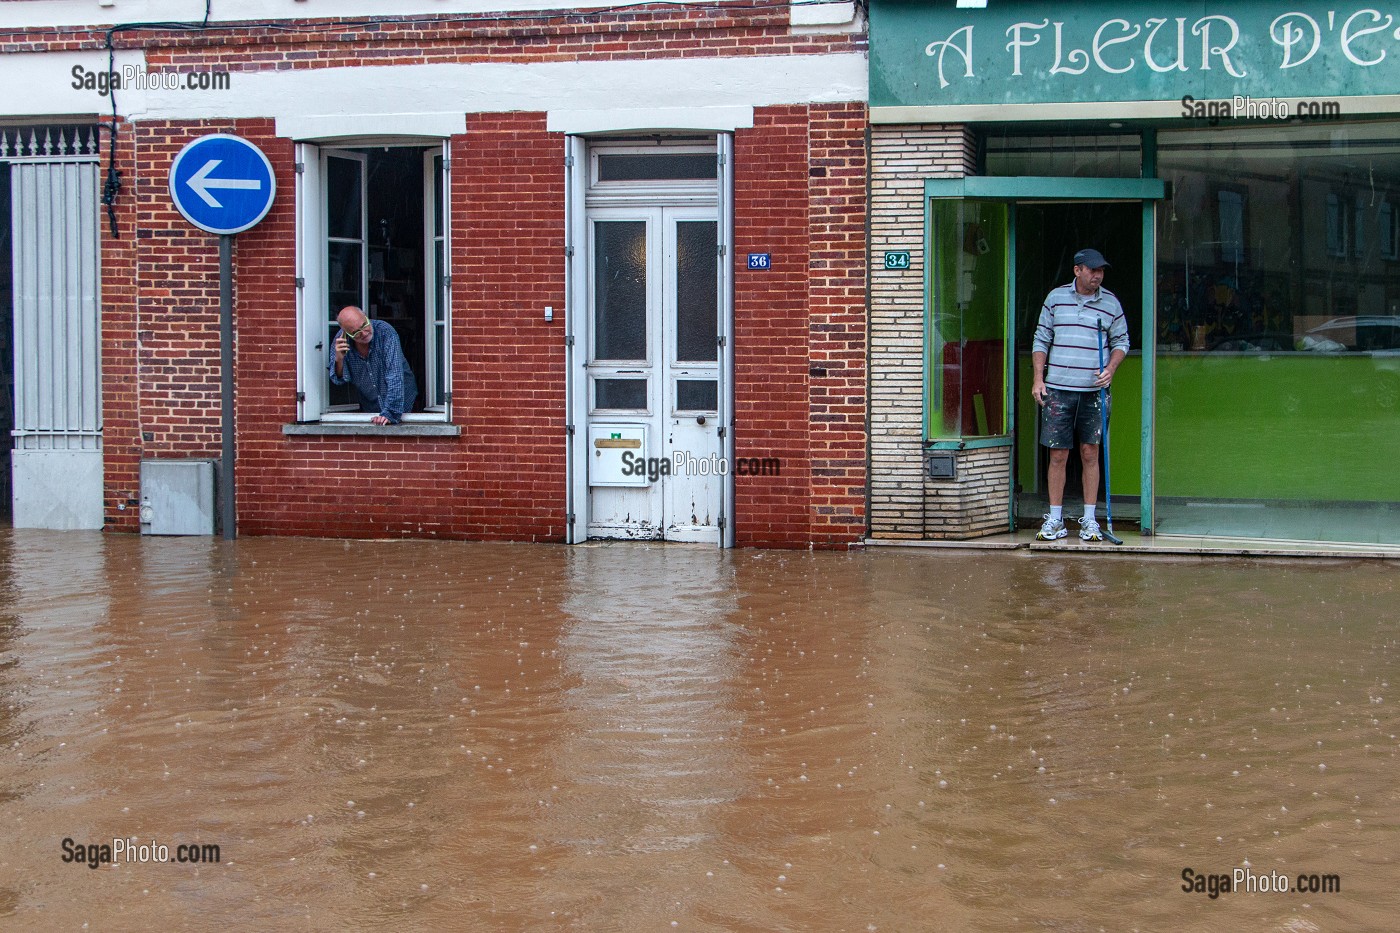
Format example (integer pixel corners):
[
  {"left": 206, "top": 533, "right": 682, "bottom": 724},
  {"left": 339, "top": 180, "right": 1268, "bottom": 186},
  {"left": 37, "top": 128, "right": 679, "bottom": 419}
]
[{"left": 168, "top": 134, "right": 276, "bottom": 540}]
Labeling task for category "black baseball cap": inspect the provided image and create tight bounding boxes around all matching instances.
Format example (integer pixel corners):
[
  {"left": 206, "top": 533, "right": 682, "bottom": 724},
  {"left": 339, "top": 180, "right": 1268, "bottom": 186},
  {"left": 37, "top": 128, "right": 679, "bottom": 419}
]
[{"left": 1073, "top": 248, "right": 1110, "bottom": 269}]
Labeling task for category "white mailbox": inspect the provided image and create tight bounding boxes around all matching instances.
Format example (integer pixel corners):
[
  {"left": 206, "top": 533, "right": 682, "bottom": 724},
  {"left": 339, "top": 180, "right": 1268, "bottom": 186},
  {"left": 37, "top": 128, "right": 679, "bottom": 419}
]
[{"left": 588, "top": 424, "right": 648, "bottom": 487}]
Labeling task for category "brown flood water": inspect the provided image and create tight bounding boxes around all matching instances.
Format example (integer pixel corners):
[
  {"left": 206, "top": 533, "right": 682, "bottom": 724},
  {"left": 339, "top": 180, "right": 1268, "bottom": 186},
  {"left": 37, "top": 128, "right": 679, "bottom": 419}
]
[{"left": 0, "top": 528, "right": 1396, "bottom": 931}]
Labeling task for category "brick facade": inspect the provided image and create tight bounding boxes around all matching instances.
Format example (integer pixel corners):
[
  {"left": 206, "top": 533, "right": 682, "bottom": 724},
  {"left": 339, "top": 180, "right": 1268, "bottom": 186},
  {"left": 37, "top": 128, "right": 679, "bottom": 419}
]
[
  {"left": 7, "top": 3, "right": 869, "bottom": 548},
  {"left": 732, "top": 103, "right": 867, "bottom": 548}
]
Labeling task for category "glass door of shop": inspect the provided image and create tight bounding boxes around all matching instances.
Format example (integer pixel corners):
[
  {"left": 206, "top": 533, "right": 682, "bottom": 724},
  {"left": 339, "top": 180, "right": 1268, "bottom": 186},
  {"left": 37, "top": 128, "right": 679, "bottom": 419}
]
[
  {"left": 1013, "top": 203, "right": 1143, "bottom": 528},
  {"left": 926, "top": 176, "right": 1164, "bottom": 537}
]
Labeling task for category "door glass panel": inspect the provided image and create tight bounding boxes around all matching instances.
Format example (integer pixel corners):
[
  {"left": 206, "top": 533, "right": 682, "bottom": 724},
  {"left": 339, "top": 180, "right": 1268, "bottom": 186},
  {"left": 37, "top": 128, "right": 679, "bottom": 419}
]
[
  {"left": 594, "top": 221, "right": 647, "bottom": 361},
  {"left": 676, "top": 220, "right": 718, "bottom": 362},
  {"left": 326, "top": 157, "right": 363, "bottom": 240},
  {"left": 928, "top": 200, "right": 1009, "bottom": 438},
  {"left": 676, "top": 379, "right": 718, "bottom": 412},
  {"left": 599, "top": 154, "right": 716, "bottom": 182},
  {"left": 595, "top": 378, "right": 647, "bottom": 410}
]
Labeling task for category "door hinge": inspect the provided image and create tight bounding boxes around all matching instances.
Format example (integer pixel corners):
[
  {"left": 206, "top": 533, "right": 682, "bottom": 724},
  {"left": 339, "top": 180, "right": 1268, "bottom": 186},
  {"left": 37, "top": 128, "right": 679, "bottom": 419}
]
[
  {"left": 443, "top": 392, "right": 452, "bottom": 403},
  {"left": 568, "top": 511, "right": 576, "bottom": 526},
  {"left": 718, "top": 514, "right": 726, "bottom": 531},
  {"left": 296, "top": 391, "right": 306, "bottom": 402},
  {"left": 718, "top": 426, "right": 726, "bottom": 439},
  {"left": 566, "top": 424, "right": 575, "bottom": 436},
  {"left": 565, "top": 155, "right": 575, "bottom": 168},
  {"left": 717, "top": 335, "right": 726, "bottom": 348},
  {"left": 295, "top": 277, "right": 305, "bottom": 288},
  {"left": 442, "top": 158, "right": 450, "bottom": 173},
  {"left": 294, "top": 161, "right": 305, "bottom": 174},
  {"left": 718, "top": 152, "right": 727, "bottom": 167},
  {"left": 565, "top": 245, "right": 575, "bottom": 257},
  {"left": 718, "top": 244, "right": 727, "bottom": 257},
  {"left": 565, "top": 335, "right": 575, "bottom": 348}
]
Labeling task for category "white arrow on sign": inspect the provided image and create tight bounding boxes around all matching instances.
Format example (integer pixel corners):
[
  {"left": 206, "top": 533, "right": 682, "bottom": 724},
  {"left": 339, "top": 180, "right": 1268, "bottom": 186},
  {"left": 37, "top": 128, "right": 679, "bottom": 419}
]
[{"left": 187, "top": 158, "right": 262, "bottom": 208}]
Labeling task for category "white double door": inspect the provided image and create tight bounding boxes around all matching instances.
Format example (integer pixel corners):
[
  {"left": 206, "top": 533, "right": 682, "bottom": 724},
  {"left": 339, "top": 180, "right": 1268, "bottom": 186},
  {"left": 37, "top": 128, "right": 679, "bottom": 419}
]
[{"left": 586, "top": 205, "right": 723, "bottom": 543}]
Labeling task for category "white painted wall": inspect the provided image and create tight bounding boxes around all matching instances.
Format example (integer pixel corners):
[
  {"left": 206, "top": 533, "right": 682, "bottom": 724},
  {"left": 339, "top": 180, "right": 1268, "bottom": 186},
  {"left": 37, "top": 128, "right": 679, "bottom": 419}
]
[
  {"left": 4, "top": 52, "right": 868, "bottom": 127},
  {"left": 1, "top": 0, "right": 858, "bottom": 29},
  {"left": 1, "top": 0, "right": 660, "bottom": 29}
]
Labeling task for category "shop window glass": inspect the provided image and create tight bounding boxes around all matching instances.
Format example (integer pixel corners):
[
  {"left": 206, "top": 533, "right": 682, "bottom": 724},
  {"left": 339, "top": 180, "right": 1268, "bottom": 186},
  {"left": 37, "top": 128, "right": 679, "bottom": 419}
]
[
  {"left": 1155, "top": 123, "right": 1400, "bottom": 545},
  {"left": 1326, "top": 193, "right": 1348, "bottom": 257},
  {"left": 984, "top": 132, "right": 1141, "bottom": 177}
]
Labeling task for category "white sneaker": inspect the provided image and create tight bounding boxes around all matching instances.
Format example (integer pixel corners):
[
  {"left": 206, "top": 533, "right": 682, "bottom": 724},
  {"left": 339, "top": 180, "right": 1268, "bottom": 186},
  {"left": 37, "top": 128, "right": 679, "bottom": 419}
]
[
  {"left": 1078, "top": 517, "right": 1104, "bottom": 542},
  {"left": 1036, "top": 514, "right": 1068, "bottom": 540}
]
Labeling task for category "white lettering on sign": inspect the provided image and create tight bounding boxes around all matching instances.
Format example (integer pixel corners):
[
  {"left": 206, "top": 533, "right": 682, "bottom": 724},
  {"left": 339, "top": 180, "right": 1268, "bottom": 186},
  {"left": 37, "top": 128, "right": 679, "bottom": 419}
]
[
  {"left": 1340, "top": 9, "right": 1392, "bottom": 66},
  {"left": 1049, "top": 22, "right": 1090, "bottom": 75},
  {"left": 927, "top": 8, "right": 1400, "bottom": 86},
  {"left": 1093, "top": 19, "right": 1142, "bottom": 75},
  {"left": 1271, "top": 13, "right": 1321, "bottom": 69},
  {"left": 1143, "top": 17, "right": 1189, "bottom": 73},
  {"left": 925, "top": 25, "right": 975, "bottom": 88},
  {"left": 1192, "top": 15, "right": 1246, "bottom": 77},
  {"left": 1004, "top": 19, "right": 1045, "bottom": 77}
]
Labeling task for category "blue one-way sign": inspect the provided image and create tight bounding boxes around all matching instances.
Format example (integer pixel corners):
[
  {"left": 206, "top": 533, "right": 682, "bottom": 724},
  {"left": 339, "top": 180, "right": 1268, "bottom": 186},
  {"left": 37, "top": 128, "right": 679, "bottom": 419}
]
[{"left": 168, "top": 134, "right": 276, "bottom": 235}]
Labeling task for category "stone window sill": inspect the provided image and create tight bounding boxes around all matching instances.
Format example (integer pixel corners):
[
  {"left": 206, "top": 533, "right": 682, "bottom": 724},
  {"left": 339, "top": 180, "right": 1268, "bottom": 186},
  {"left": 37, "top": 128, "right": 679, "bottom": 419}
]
[{"left": 281, "top": 423, "right": 462, "bottom": 437}]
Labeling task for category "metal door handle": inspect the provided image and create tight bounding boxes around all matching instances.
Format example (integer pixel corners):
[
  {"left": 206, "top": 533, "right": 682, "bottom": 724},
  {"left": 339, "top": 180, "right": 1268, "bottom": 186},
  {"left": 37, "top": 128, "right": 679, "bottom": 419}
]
[{"left": 696, "top": 415, "right": 706, "bottom": 425}]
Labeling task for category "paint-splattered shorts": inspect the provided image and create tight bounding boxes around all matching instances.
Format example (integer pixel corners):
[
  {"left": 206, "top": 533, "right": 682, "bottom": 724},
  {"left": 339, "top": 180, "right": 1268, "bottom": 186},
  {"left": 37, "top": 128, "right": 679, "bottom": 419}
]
[{"left": 1039, "top": 387, "right": 1106, "bottom": 449}]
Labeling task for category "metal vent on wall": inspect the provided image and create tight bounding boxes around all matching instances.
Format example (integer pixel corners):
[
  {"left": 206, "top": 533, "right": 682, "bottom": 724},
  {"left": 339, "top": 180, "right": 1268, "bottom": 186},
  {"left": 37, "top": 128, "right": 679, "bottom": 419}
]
[{"left": 140, "top": 460, "right": 216, "bottom": 535}]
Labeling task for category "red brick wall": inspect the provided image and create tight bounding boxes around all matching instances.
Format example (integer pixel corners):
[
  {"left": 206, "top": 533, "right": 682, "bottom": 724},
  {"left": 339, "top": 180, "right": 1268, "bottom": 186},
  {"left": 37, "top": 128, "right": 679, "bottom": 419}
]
[
  {"left": 734, "top": 106, "right": 812, "bottom": 547},
  {"left": 806, "top": 102, "right": 867, "bottom": 546},
  {"left": 733, "top": 104, "right": 868, "bottom": 548},
  {"left": 233, "top": 112, "right": 569, "bottom": 541},
  {"left": 455, "top": 113, "right": 568, "bottom": 541}
]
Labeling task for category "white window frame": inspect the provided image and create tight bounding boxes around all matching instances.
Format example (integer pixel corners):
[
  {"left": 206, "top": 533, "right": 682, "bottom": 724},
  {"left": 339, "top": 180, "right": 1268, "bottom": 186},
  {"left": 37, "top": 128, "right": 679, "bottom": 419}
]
[
  {"left": 587, "top": 140, "right": 719, "bottom": 204},
  {"left": 295, "top": 139, "right": 451, "bottom": 423}
]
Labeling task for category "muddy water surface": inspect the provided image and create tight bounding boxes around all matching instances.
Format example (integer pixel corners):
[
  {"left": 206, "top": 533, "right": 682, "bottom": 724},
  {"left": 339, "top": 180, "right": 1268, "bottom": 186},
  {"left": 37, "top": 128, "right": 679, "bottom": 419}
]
[{"left": 0, "top": 529, "right": 1396, "bottom": 931}]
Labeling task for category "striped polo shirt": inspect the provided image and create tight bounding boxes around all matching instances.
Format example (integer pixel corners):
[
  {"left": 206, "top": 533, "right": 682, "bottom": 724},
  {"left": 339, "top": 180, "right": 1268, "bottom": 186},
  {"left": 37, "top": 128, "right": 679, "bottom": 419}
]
[{"left": 1032, "top": 282, "right": 1130, "bottom": 392}]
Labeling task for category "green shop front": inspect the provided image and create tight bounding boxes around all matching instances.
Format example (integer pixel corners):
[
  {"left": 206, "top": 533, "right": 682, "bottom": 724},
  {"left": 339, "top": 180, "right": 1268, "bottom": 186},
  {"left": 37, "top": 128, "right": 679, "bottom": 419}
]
[{"left": 866, "top": 0, "right": 1400, "bottom": 547}]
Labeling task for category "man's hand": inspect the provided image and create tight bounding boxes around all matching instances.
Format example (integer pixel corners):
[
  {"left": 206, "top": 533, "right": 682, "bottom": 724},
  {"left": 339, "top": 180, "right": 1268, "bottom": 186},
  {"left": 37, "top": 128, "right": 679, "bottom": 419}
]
[
  {"left": 370, "top": 415, "right": 390, "bottom": 425},
  {"left": 1032, "top": 379, "right": 1048, "bottom": 405},
  {"left": 1092, "top": 368, "right": 1113, "bottom": 388},
  {"left": 334, "top": 333, "right": 349, "bottom": 361}
]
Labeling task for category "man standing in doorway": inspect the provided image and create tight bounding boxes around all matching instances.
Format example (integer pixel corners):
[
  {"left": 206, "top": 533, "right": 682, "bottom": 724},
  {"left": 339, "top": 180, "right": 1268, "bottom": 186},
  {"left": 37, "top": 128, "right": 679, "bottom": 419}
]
[
  {"left": 1030, "top": 248, "right": 1129, "bottom": 542},
  {"left": 329, "top": 305, "right": 418, "bottom": 425}
]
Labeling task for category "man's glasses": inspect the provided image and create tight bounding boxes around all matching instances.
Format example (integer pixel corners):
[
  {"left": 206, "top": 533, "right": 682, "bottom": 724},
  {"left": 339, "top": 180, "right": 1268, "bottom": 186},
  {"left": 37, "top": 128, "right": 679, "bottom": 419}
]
[{"left": 343, "top": 319, "right": 371, "bottom": 340}]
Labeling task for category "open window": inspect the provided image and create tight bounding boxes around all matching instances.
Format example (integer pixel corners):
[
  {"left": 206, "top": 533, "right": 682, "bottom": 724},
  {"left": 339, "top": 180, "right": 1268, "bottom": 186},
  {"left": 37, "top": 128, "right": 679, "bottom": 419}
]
[{"left": 296, "top": 141, "right": 449, "bottom": 421}]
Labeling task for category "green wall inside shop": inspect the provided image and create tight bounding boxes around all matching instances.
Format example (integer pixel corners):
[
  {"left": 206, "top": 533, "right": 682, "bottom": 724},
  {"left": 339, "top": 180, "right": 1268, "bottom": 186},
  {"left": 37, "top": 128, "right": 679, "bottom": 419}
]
[
  {"left": 1018, "top": 354, "right": 1400, "bottom": 504},
  {"left": 1017, "top": 356, "right": 1143, "bottom": 499},
  {"left": 1155, "top": 354, "right": 1400, "bottom": 502}
]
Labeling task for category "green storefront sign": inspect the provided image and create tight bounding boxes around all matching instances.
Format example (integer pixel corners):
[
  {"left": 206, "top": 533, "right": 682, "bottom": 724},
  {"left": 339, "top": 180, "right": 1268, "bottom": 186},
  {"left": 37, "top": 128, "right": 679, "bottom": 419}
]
[{"left": 870, "top": 1, "right": 1400, "bottom": 113}]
